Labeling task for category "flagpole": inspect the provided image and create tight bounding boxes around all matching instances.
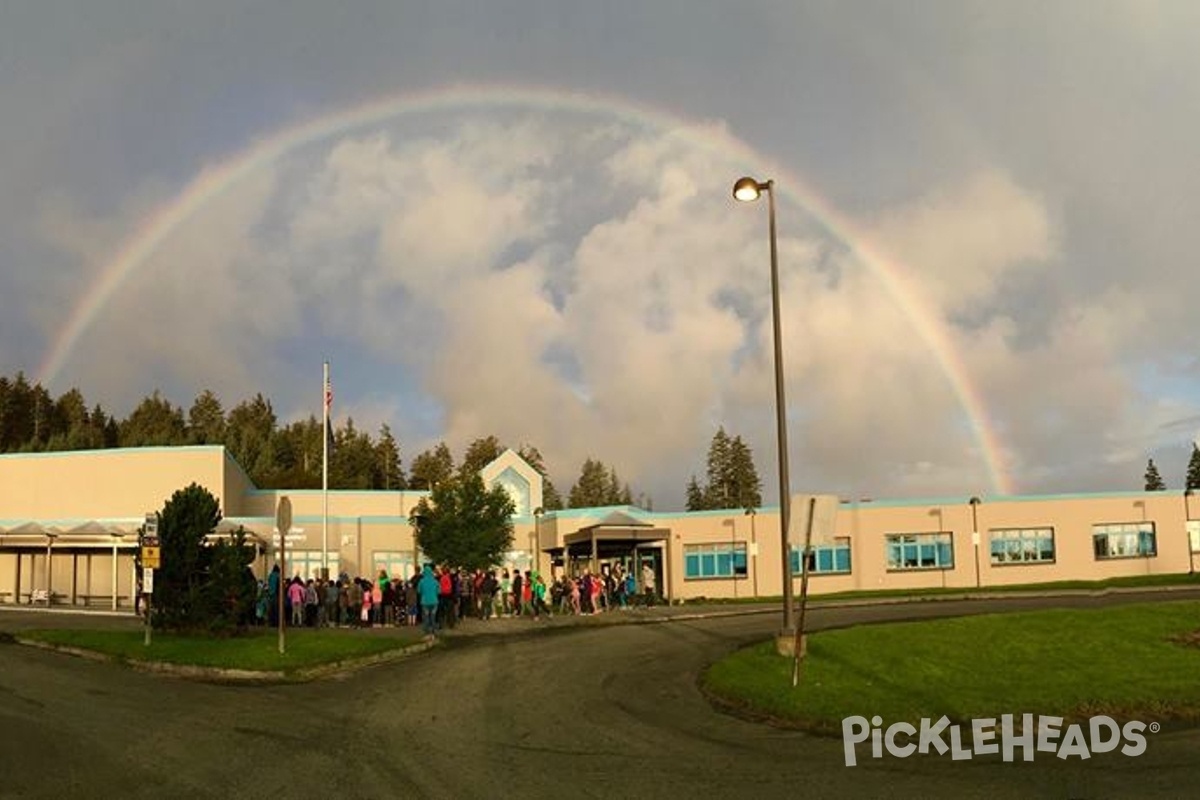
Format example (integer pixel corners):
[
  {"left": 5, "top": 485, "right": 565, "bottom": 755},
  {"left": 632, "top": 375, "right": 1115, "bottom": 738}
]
[{"left": 322, "top": 360, "right": 330, "bottom": 580}]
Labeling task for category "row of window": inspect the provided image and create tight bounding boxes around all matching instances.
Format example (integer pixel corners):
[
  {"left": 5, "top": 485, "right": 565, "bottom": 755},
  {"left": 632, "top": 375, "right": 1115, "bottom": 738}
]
[
  {"left": 683, "top": 522, "right": 1169, "bottom": 580},
  {"left": 682, "top": 539, "right": 857, "bottom": 580}
]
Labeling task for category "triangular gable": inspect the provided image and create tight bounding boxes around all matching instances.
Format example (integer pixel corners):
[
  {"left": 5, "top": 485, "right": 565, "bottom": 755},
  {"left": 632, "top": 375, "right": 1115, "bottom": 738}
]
[{"left": 478, "top": 448, "right": 544, "bottom": 516}]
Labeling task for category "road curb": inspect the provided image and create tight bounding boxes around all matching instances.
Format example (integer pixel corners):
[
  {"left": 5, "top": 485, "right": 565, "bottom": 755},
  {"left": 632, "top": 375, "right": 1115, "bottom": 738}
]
[
  {"left": 659, "top": 584, "right": 1200, "bottom": 622},
  {"left": 12, "top": 635, "right": 440, "bottom": 683}
]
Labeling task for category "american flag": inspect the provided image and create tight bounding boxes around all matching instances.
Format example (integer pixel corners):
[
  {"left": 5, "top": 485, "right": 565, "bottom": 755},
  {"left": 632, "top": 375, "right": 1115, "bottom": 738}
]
[{"left": 324, "top": 372, "right": 334, "bottom": 455}]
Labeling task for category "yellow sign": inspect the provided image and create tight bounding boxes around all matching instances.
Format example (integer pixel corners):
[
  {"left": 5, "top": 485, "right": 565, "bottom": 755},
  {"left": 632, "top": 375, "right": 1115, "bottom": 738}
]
[{"left": 141, "top": 546, "right": 161, "bottom": 569}]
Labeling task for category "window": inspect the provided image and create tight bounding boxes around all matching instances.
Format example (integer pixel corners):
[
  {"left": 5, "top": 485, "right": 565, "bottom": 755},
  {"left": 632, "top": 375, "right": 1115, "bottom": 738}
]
[
  {"left": 1092, "top": 522, "right": 1156, "bottom": 559},
  {"left": 790, "top": 537, "right": 852, "bottom": 574},
  {"left": 282, "top": 550, "right": 340, "bottom": 581},
  {"left": 684, "top": 543, "right": 748, "bottom": 579},
  {"left": 989, "top": 528, "right": 1055, "bottom": 564},
  {"left": 373, "top": 550, "right": 415, "bottom": 581},
  {"left": 1189, "top": 521, "right": 1200, "bottom": 553},
  {"left": 886, "top": 533, "right": 954, "bottom": 570}
]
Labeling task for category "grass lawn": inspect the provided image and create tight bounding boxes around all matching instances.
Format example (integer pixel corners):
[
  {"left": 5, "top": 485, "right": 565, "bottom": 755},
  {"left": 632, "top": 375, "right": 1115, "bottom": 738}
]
[
  {"left": 703, "top": 600, "right": 1200, "bottom": 735},
  {"left": 20, "top": 626, "right": 426, "bottom": 674},
  {"left": 683, "top": 571, "right": 1200, "bottom": 606}
]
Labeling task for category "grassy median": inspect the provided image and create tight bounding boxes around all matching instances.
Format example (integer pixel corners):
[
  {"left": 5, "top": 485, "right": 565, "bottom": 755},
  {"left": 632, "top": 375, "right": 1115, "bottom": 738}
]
[
  {"left": 683, "top": 571, "right": 1200, "bottom": 606},
  {"left": 20, "top": 626, "right": 426, "bottom": 674},
  {"left": 703, "top": 600, "right": 1200, "bottom": 734}
]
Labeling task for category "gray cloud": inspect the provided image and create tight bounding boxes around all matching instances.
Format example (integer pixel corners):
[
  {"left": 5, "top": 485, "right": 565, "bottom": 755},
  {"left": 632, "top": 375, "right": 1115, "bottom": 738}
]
[{"left": 6, "top": 2, "right": 1200, "bottom": 506}]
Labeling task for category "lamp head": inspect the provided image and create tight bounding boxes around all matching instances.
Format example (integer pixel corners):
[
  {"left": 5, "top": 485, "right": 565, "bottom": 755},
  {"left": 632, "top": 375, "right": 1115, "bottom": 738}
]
[
  {"left": 733, "top": 177, "right": 765, "bottom": 202},
  {"left": 969, "top": 496, "right": 981, "bottom": 506}
]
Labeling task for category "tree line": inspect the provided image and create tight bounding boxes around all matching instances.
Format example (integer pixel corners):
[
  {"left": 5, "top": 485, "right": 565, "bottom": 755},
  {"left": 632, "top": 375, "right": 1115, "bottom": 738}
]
[
  {"left": 0, "top": 372, "right": 657, "bottom": 509},
  {"left": 1143, "top": 446, "right": 1200, "bottom": 491},
  {"left": 685, "top": 427, "right": 763, "bottom": 511}
]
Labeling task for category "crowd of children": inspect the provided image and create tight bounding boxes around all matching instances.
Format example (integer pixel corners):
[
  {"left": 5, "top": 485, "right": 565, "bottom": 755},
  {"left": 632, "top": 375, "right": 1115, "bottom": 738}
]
[{"left": 255, "top": 560, "right": 657, "bottom": 634}]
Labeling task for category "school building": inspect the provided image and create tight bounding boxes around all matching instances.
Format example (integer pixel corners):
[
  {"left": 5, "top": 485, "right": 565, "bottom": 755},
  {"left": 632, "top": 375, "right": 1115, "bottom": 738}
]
[{"left": 0, "top": 445, "right": 1197, "bottom": 610}]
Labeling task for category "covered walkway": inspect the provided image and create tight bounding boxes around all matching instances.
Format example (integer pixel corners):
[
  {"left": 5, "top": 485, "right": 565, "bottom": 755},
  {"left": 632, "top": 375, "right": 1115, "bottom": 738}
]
[
  {"left": 0, "top": 520, "right": 269, "bottom": 610},
  {"left": 546, "top": 511, "right": 674, "bottom": 601}
]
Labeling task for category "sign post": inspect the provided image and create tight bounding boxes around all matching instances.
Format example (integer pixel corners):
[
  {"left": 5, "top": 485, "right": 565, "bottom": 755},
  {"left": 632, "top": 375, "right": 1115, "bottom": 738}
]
[
  {"left": 141, "top": 512, "right": 158, "bottom": 647},
  {"left": 276, "top": 496, "right": 292, "bottom": 656},
  {"left": 789, "top": 494, "right": 839, "bottom": 686}
]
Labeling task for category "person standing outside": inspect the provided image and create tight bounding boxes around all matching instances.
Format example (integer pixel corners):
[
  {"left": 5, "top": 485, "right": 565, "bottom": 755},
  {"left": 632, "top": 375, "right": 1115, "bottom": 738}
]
[
  {"left": 418, "top": 565, "right": 440, "bottom": 640},
  {"left": 511, "top": 570, "right": 524, "bottom": 618},
  {"left": 642, "top": 563, "right": 656, "bottom": 607},
  {"left": 500, "top": 570, "right": 512, "bottom": 617}
]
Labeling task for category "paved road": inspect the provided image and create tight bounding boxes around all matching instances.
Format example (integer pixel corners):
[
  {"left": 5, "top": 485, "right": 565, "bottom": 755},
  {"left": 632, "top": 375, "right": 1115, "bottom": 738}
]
[{"left": 2, "top": 591, "right": 1200, "bottom": 799}]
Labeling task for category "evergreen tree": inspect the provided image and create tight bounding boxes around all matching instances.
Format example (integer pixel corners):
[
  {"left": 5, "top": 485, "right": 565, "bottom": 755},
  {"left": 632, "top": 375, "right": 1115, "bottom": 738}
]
[
  {"left": 49, "top": 388, "right": 102, "bottom": 450},
  {"left": 224, "top": 394, "right": 277, "bottom": 484},
  {"left": 150, "top": 483, "right": 219, "bottom": 630},
  {"left": 1144, "top": 458, "right": 1166, "bottom": 491},
  {"left": 3, "top": 373, "right": 36, "bottom": 451},
  {"left": 542, "top": 481, "right": 565, "bottom": 511},
  {"left": 459, "top": 435, "right": 505, "bottom": 479},
  {"left": 266, "top": 417, "right": 322, "bottom": 489},
  {"left": 569, "top": 458, "right": 610, "bottom": 507},
  {"left": 688, "top": 428, "right": 763, "bottom": 510},
  {"left": 29, "top": 383, "right": 57, "bottom": 449},
  {"left": 330, "top": 418, "right": 378, "bottom": 489},
  {"left": 727, "top": 435, "right": 763, "bottom": 509},
  {"left": 149, "top": 482, "right": 255, "bottom": 632},
  {"left": 518, "top": 444, "right": 563, "bottom": 510},
  {"left": 568, "top": 458, "right": 636, "bottom": 507},
  {"left": 1187, "top": 444, "right": 1200, "bottom": 492},
  {"left": 187, "top": 390, "right": 227, "bottom": 445},
  {"left": 686, "top": 476, "right": 705, "bottom": 511},
  {"left": 704, "top": 427, "right": 733, "bottom": 508},
  {"left": 119, "top": 391, "right": 188, "bottom": 447},
  {"left": 86, "top": 402, "right": 117, "bottom": 448},
  {"left": 375, "top": 424, "right": 405, "bottom": 490},
  {"left": 409, "top": 442, "right": 455, "bottom": 490}
]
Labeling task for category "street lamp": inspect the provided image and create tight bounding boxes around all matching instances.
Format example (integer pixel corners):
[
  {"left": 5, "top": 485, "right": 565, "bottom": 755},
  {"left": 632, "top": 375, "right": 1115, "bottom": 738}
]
[
  {"left": 733, "top": 176, "right": 794, "bottom": 636},
  {"left": 969, "top": 497, "right": 982, "bottom": 589},
  {"left": 533, "top": 507, "right": 545, "bottom": 577},
  {"left": 1185, "top": 489, "right": 1195, "bottom": 574},
  {"left": 745, "top": 507, "right": 759, "bottom": 598}
]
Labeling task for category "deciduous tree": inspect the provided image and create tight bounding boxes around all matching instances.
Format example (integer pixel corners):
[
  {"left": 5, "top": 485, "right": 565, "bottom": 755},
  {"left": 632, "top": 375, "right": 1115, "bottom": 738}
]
[{"left": 411, "top": 474, "right": 515, "bottom": 570}]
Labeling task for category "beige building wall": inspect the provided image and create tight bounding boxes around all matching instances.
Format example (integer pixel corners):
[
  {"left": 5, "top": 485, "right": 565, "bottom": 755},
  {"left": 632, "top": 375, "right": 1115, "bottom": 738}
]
[
  {"left": 642, "top": 491, "right": 1195, "bottom": 600},
  {"left": 2, "top": 445, "right": 1198, "bottom": 607},
  {"left": 0, "top": 446, "right": 230, "bottom": 521}
]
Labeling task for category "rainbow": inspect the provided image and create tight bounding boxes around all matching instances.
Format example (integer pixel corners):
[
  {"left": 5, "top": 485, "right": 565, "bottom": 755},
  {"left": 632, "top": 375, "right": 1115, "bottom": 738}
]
[{"left": 33, "top": 83, "right": 1013, "bottom": 495}]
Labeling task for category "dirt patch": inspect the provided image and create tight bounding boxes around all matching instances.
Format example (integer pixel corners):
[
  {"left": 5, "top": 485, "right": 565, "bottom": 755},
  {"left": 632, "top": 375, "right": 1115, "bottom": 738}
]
[{"left": 1168, "top": 629, "right": 1200, "bottom": 647}]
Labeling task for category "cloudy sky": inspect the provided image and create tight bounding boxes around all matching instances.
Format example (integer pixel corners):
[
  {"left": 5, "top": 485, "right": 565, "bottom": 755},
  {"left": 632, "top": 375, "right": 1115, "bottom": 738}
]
[{"left": 2, "top": 1, "right": 1199, "bottom": 508}]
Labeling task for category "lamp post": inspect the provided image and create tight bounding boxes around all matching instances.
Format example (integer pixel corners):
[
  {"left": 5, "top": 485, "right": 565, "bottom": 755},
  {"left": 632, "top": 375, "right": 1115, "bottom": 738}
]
[
  {"left": 533, "top": 507, "right": 544, "bottom": 577},
  {"left": 745, "top": 507, "right": 759, "bottom": 598},
  {"left": 733, "top": 176, "right": 794, "bottom": 637},
  {"left": 110, "top": 530, "right": 121, "bottom": 611},
  {"left": 44, "top": 531, "right": 57, "bottom": 606},
  {"left": 1186, "top": 489, "right": 1195, "bottom": 575},
  {"left": 969, "top": 497, "right": 982, "bottom": 589}
]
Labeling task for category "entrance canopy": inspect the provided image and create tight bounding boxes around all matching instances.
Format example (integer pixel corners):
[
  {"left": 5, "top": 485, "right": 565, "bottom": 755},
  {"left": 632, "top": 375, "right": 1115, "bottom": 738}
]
[
  {"left": 553, "top": 510, "right": 669, "bottom": 557},
  {"left": 543, "top": 511, "right": 674, "bottom": 599}
]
